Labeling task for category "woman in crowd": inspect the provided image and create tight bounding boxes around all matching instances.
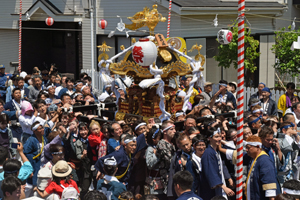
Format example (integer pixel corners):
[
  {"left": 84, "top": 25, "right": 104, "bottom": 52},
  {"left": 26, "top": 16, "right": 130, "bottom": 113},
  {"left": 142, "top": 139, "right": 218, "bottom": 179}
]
[{"left": 74, "top": 122, "right": 92, "bottom": 199}]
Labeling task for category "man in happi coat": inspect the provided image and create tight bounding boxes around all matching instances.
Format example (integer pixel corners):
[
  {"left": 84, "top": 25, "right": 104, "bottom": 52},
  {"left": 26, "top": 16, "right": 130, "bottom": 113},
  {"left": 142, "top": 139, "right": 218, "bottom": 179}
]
[{"left": 244, "top": 136, "right": 279, "bottom": 200}]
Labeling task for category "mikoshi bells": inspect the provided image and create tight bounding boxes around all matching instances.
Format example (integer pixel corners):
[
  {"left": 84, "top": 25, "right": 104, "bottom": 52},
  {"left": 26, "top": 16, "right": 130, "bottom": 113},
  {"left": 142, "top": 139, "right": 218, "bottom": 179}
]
[
  {"left": 217, "top": 29, "right": 233, "bottom": 45},
  {"left": 132, "top": 38, "right": 158, "bottom": 68},
  {"left": 45, "top": 17, "right": 54, "bottom": 26},
  {"left": 99, "top": 19, "right": 107, "bottom": 29}
]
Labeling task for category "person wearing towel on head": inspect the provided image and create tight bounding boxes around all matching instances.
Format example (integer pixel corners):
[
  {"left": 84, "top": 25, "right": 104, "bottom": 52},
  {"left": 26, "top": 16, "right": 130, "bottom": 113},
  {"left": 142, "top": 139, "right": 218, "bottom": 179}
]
[
  {"left": 95, "top": 133, "right": 147, "bottom": 185},
  {"left": 260, "top": 87, "right": 277, "bottom": 116},
  {"left": 98, "top": 84, "right": 112, "bottom": 103},
  {"left": 97, "top": 156, "right": 126, "bottom": 200},
  {"left": 243, "top": 136, "right": 279, "bottom": 200},
  {"left": 200, "top": 127, "right": 234, "bottom": 200},
  {"left": 23, "top": 121, "right": 48, "bottom": 196}
]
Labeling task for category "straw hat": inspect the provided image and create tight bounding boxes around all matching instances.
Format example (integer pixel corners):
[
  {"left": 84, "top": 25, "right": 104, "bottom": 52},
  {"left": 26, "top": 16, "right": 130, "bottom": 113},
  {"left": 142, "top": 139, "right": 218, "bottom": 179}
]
[{"left": 52, "top": 160, "right": 72, "bottom": 177}]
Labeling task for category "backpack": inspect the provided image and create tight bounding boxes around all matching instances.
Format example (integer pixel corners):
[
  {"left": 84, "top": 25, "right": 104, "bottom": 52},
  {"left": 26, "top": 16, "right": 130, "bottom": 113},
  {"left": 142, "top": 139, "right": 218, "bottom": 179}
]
[{"left": 60, "top": 184, "right": 79, "bottom": 200}]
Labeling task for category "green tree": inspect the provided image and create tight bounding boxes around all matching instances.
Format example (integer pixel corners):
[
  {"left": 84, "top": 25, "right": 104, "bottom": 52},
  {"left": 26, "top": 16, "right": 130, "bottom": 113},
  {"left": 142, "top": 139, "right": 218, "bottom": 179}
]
[
  {"left": 214, "top": 25, "right": 260, "bottom": 73},
  {"left": 272, "top": 26, "right": 300, "bottom": 76}
]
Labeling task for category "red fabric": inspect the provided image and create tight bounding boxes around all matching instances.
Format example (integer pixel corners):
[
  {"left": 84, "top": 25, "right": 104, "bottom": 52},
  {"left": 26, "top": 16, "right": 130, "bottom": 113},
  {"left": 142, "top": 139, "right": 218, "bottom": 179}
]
[
  {"left": 88, "top": 132, "right": 104, "bottom": 162},
  {"left": 88, "top": 132, "right": 104, "bottom": 147},
  {"left": 45, "top": 179, "right": 79, "bottom": 198}
]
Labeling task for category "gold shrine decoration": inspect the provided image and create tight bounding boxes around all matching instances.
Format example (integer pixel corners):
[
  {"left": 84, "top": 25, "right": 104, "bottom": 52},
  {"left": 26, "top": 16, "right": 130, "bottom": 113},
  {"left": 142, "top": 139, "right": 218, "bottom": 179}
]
[
  {"left": 97, "top": 41, "right": 112, "bottom": 62},
  {"left": 188, "top": 43, "right": 206, "bottom": 67},
  {"left": 125, "top": 4, "right": 166, "bottom": 35},
  {"left": 109, "top": 60, "right": 192, "bottom": 79}
]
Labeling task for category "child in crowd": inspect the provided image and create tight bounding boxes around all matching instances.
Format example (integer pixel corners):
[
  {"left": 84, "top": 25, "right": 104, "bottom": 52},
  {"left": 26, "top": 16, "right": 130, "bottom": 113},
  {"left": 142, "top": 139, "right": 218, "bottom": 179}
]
[
  {"left": 88, "top": 120, "right": 104, "bottom": 164},
  {"left": 18, "top": 100, "right": 38, "bottom": 143},
  {"left": 1, "top": 176, "right": 22, "bottom": 200},
  {"left": 33, "top": 160, "right": 79, "bottom": 199}
]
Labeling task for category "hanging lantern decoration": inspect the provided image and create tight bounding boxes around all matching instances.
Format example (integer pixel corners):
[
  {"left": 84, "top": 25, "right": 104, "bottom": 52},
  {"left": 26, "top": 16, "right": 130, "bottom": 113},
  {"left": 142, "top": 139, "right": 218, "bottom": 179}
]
[
  {"left": 217, "top": 29, "right": 233, "bottom": 45},
  {"left": 132, "top": 38, "right": 157, "bottom": 68},
  {"left": 45, "top": 17, "right": 54, "bottom": 26},
  {"left": 98, "top": 19, "right": 107, "bottom": 29}
]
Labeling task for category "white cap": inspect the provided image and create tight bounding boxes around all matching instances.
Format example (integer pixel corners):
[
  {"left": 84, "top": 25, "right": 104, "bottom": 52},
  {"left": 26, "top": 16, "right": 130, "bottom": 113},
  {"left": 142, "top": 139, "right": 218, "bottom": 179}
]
[{"left": 20, "top": 71, "right": 27, "bottom": 78}]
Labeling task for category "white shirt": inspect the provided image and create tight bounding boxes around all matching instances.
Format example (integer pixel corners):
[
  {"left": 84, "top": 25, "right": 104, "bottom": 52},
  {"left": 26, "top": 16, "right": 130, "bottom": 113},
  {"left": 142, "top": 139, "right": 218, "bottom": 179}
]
[
  {"left": 18, "top": 115, "right": 36, "bottom": 135},
  {"left": 55, "top": 85, "right": 63, "bottom": 96},
  {"left": 292, "top": 112, "right": 300, "bottom": 125}
]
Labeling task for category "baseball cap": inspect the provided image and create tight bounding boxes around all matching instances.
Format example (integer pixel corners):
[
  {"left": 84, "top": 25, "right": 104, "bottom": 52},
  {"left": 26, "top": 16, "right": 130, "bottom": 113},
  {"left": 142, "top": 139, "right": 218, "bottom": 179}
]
[{"left": 0, "top": 65, "right": 4, "bottom": 69}]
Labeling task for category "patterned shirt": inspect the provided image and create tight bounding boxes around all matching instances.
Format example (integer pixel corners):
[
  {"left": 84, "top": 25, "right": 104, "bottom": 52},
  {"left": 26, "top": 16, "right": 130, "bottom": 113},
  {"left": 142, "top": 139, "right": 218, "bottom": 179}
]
[{"left": 156, "top": 139, "right": 176, "bottom": 177}]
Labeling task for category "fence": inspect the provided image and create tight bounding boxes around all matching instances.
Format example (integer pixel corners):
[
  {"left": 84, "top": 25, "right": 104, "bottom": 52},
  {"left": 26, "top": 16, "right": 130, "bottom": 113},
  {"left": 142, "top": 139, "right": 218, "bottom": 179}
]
[{"left": 82, "top": 69, "right": 299, "bottom": 111}]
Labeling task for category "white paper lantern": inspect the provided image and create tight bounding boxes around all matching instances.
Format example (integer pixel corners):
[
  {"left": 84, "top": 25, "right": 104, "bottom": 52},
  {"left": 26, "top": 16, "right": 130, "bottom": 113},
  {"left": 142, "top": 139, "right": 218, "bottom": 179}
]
[
  {"left": 217, "top": 29, "right": 233, "bottom": 45},
  {"left": 132, "top": 38, "right": 157, "bottom": 67}
]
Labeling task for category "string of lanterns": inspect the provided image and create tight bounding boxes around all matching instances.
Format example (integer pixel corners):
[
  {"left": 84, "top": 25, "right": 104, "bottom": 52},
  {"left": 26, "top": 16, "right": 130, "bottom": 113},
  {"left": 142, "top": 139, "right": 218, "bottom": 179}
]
[{"left": 43, "top": 16, "right": 233, "bottom": 46}]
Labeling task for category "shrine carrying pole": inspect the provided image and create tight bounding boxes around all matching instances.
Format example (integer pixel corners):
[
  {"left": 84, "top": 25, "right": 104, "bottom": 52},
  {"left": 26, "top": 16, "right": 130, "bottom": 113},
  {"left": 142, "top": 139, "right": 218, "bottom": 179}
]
[{"left": 236, "top": 0, "right": 245, "bottom": 200}]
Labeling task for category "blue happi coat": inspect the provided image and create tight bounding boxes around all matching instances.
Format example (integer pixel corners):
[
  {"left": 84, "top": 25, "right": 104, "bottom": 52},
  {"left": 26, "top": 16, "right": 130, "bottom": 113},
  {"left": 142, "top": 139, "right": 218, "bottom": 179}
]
[
  {"left": 200, "top": 145, "right": 227, "bottom": 200},
  {"left": 245, "top": 153, "right": 280, "bottom": 200},
  {"left": 95, "top": 133, "right": 147, "bottom": 184}
]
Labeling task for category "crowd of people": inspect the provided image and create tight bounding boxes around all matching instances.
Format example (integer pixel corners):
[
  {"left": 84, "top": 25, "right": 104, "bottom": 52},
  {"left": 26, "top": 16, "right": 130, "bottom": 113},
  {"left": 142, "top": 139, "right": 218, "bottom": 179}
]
[{"left": 0, "top": 63, "right": 300, "bottom": 200}]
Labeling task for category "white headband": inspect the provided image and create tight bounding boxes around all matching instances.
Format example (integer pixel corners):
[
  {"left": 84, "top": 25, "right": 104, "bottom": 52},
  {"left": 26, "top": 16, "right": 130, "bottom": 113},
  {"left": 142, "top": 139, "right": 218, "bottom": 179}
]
[
  {"left": 46, "top": 84, "right": 55, "bottom": 90},
  {"left": 75, "top": 82, "right": 83, "bottom": 87},
  {"left": 73, "top": 93, "right": 83, "bottom": 98},
  {"left": 124, "top": 137, "right": 137, "bottom": 144},
  {"left": 250, "top": 101, "right": 260, "bottom": 107},
  {"left": 135, "top": 122, "right": 147, "bottom": 131},
  {"left": 244, "top": 141, "right": 262, "bottom": 148},
  {"left": 163, "top": 125, "right": 175, "bottom": 132},
  {"left": 175, "top": 112, "right": 185, "bottom": 118},
  {"left": 104, "top": 156, "right": 117, "bottom": 166},
  {"left": 32, "top": 123, "right": 42, "bottom": 131},
  {"left": 219, "top": 83, "right": 227, "bottom": 87},
  {"left": 211, "top": 128, "right": 221, "bottom": 137},
  {"left": 253, "top": 108, "right": 263, "bottom": 113},
  {"left": 81, "top": 83, "right": 89, "bottom": 91},
  {"left": 282, "top": 188, "right": 300, "bottom": 195}
]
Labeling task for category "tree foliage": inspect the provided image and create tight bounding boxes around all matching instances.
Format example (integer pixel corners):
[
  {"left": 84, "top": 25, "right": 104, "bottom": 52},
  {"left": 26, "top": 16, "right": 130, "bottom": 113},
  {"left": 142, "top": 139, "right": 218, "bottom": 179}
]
[
  {"left": 213, "top": 24, "right": 260, "bottom": 73},
  {"left": 272, "top": 26, "right": 300, "bottom": 77}
]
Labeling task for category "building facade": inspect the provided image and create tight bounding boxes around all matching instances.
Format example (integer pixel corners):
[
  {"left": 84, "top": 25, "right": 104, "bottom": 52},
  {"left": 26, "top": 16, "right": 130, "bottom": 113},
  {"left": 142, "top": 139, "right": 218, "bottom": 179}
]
[{"left": 0, "top": 0, "right": 286, "bottom": 87}]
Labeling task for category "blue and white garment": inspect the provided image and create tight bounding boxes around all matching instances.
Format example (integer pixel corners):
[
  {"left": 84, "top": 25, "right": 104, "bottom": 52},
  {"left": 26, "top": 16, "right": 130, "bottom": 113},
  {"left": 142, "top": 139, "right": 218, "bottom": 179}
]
[
  {"left": 200, "top": 145, "right": 227, "bottom": 200},
  {"left": 97, "top": 175, "right": 126, "bottom": 200}
]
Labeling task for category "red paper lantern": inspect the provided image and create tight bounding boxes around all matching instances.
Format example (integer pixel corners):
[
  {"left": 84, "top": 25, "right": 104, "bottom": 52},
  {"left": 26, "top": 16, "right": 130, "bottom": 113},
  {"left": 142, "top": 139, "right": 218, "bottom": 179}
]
[
  {"left": 45, "top": 17, "right": 54, "bottom": 26},
  {"left": 132, "top": 38, "right": 157, "bottom": 67},
  {"left": 98, "top": 19, "right": 107, "bottom": 29}
]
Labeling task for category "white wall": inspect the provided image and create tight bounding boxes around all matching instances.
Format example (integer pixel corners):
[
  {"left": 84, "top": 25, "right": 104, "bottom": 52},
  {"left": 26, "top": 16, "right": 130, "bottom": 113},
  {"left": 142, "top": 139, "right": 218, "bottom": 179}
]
[
  {"left": 0, "top": 30, "right": 19, "bottom": 73},
  {"left": 259, "top": 35, "right": 275, "bottom": 87}
]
